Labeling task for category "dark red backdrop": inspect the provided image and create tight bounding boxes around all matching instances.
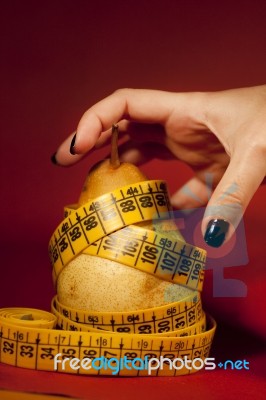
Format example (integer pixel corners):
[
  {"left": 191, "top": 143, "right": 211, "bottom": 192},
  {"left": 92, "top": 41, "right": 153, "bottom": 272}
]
[{"left": 0, "top": 1, "right": 266, "bottom": 399}]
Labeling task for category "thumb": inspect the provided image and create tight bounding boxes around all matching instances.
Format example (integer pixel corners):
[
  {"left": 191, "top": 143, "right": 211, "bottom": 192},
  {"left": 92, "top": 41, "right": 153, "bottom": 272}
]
[{"left": 202, "top": 150, "right": 266, "bottom": 248}]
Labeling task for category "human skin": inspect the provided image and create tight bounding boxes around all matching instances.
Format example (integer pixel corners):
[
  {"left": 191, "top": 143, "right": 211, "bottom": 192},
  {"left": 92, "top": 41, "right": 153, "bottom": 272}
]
[{"left": 52, "top": 85, "right": 266, "bottom": 247}]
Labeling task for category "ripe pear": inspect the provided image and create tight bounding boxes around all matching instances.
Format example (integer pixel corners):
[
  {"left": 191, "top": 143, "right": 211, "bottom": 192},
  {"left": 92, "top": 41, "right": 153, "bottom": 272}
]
[{"left": 57, "top": 125, "right": 193, "bottom": 312}]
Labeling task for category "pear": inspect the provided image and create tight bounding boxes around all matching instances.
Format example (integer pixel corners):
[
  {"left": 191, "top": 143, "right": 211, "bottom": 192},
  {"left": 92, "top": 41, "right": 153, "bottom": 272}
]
[{"left": 57, "top": 125, "right": 193, "bottom": 312}]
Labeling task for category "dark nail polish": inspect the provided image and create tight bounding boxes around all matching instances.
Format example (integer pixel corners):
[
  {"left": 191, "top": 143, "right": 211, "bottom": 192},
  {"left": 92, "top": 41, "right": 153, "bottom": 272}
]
[
  {"left": 51, "top": 152, "right": 58, "bottom": 165},
  {"left": 204, "top": 219, "right": 229, "bottom": 248},
  {"left": 70, "top": 133, "right": 76, "bottom": 155}
]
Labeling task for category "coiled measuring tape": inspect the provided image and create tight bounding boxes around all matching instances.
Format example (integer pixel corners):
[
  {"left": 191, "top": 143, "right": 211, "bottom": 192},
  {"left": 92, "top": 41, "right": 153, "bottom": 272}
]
[
  {"left": 50, "top": 180, "right": 206, "bottom": 290},
  {"left": 0, "top": 180, "right": 216, "bottom": 376}
]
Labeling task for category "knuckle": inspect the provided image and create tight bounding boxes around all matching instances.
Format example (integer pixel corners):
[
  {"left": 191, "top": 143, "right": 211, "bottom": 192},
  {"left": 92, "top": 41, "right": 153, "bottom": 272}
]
[
  {"left": 240, "top": 136, "right": 266, "bottom": 169},
  {"left": 112, "top": 88, "right": 133, "bottom": 97},
  {"left": 249, "top": 140, "right": 266, "bottom": 158}
]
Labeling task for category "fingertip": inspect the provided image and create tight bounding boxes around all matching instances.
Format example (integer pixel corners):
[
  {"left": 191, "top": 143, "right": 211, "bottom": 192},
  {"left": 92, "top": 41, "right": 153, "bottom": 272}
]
[
  {"left": 119, "top": 147, "right": 147, "bottom": 165},
  {"left": 203, "top": 218, "right": 231, "bottom": 248},
  {"left": 75, "top": 110, "right": 107, "bottom": 153},
  {"left": 118, "top": 141, "right": 155, "bottom": 165},
  {"left": 170, "top": 177, "right": 210, "bottom": 210}
]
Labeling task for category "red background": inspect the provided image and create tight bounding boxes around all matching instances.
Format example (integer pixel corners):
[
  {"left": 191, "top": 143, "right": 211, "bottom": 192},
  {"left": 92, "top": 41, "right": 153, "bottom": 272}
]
[{"left": 0, "top": 1, "right": 266, "bottom": 399}]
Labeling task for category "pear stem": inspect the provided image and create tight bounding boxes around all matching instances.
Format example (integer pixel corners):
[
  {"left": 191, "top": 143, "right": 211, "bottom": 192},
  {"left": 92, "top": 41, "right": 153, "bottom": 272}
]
[{"left": 110, "top": 124, "right": 120, "bottom": 169}]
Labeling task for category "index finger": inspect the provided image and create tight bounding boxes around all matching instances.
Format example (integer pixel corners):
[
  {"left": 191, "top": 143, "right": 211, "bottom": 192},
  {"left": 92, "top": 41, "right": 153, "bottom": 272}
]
[
  {"left": 76, "top": 88, "right": 178, "bottom": 151},
  {"left": 53, "top": 88, "right": 203, "bottom": 166}
]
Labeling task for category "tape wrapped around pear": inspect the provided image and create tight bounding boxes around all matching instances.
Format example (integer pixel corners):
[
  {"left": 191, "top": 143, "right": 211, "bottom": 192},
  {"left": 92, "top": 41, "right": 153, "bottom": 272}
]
[{"left": 57, "top": 125, "right": 193, "bottom": 311}]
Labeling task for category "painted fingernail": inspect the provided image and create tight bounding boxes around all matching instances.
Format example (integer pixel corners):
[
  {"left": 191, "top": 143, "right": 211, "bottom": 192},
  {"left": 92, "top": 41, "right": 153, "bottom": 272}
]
[
  {"left": 51, "top": 152, "right": 58, "bottom": 165},
  {"left": 204, "top": 219, "right": 229, "bottom": 248},
  {"left": 70, "top": 133, "right": 76, "bottom": 155}
]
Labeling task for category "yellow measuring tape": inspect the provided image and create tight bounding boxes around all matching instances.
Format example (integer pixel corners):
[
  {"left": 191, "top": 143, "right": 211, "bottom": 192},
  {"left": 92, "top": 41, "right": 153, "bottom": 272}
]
[
  {"left": 0, "top": 180, "right": 216, "bottom": 376},
  {"left": 50, "top": 180, "right": 205, "bottom": 290}
]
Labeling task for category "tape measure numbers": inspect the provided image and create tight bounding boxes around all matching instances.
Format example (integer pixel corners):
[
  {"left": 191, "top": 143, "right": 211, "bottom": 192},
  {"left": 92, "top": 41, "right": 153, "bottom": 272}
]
[
  {"left": 50, "top": 181, "right": 206, "bottom": 291},
  {"left": 0, "top": 306, "right": 216, "bottom": 376},
  {"left": 52, "top": 291, "right": 203, "bottom": 334},
  {"left": 49, "top": 180, "right": 172, "bottom": 273},
  {"left": 81, "top": 225, "right": 205, "bottom": 291},
  {"left": 0, "top": 180, "right": 216, "bottom": 376}
]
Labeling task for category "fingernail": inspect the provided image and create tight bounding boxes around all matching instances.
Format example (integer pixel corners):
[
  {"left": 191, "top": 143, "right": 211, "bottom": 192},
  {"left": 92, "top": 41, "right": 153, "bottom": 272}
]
[
  {"left": 204, "top": 219, "right": 229, "bottom": 248},
  {"left": 51, "top": 152, "right": 58, "bottom": 165},
  {"left": 70, "top": 133, "right": 76, "bottom": 155}
]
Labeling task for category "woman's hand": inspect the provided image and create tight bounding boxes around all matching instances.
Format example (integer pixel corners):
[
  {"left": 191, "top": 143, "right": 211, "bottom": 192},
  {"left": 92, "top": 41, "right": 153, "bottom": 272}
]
[{"left": 52, "top": 85, "right": 266, "bottom": 247}]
